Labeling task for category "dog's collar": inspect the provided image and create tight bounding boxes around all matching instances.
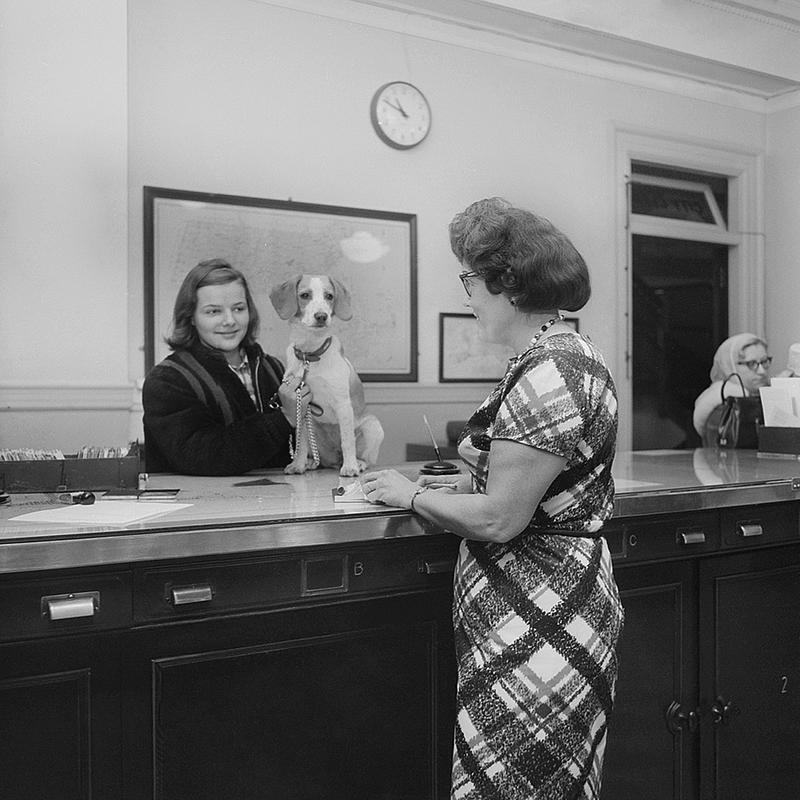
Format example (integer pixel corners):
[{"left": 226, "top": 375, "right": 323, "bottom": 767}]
[{"left": 293, "top": 336, "right": 333, "bottom": 363}]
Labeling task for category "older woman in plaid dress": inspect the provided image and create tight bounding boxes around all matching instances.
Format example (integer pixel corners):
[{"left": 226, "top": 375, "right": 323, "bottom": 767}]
[{"left": 362, "top": 198, "right": 623, "bottom": 799}]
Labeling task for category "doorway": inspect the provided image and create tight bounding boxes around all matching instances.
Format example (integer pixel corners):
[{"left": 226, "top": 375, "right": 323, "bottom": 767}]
[
  {"left": 632, "top": 235, "right": 728, "bottom": 449},
  {"left": 629, "top": 161, "right": 730, "bottom": 450},
  {"left": 614, "top": 132, "right": 764, "bottom": 452}
]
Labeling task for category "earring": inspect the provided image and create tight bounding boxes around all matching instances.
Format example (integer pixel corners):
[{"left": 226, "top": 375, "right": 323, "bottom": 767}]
[{"left": 509, "top": 297, "right": 517, "bottom": 306}]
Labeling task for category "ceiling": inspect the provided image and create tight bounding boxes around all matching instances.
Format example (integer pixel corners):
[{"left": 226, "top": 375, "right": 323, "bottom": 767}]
[{"left": 350, "top": 0, "right": 800, "bottom": 100}]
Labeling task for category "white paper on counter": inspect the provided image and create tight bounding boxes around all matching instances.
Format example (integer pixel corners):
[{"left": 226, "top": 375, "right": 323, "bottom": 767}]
[
  {"left": 11, "top": 501, "right": 193, "bottom": 525},
  {"left": 759, "top": 384, "right": 800, "bottom": 427}
]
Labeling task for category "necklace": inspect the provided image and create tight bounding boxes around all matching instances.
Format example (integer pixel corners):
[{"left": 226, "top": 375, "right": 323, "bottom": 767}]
[
  {"left": 505, "top": 314, "right": 565, "bottom": 371},
  {"left": 525, "top": 313, "right": 564, "bottom": 350}
]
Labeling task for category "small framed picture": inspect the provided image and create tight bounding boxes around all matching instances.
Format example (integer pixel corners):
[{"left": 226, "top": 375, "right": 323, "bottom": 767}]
[{"left": 439, "top": 313, "right": 512, "bottom": 383}]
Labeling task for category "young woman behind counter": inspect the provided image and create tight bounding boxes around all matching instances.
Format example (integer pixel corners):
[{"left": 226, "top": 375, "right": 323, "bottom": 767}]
[{"left": 142, "top": 258, "right": 312, "bottom": 475}]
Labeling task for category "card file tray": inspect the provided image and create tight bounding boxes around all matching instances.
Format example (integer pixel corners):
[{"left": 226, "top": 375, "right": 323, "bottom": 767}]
[{"left": 0, "top": 456, "right": 142, "bottom": 493}]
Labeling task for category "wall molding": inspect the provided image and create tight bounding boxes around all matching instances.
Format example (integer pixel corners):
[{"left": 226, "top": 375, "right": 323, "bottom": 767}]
[
  {"left": 690, "top": 0, "right": 800, "bottom": 31},
  {"left": 258, "top": 0, "right": 797, "bottom": 108},
  {"left": 767, "top": 86, "right": 800, "bottom": 112},
  {"left": 0, "top": 385, "right": 138, "bottom": 411},
  {"left": 0, "top": 382, "right": 488, "bottom": 410}
]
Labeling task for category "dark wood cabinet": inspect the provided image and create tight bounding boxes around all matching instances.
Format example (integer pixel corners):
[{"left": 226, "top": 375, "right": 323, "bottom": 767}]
[
  {"left": 0, "top": 567, "right": 130, "bottom": 800},
  {"left": 0, "top": 501, "right": 797, "bottom": 800},
  {"left": 699, "top": 547, "right": 800, "bottom": 800},
  {"left": 602, "top": 503, "right": 800, "bottom": 800},
  {"left": 602, "top": 559, "right": 698, "bottom": 800},
  {"left": 121, "top": 592, "right": 456, "bottom": 800},
  {"left": 0, "top": 630, "right": 124, "bottom": 800}
]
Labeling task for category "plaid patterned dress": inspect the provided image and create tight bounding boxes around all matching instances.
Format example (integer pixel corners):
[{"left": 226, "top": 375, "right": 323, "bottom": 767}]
[{"left": 451, "top": 333, "right": 623, "bottom": 800}]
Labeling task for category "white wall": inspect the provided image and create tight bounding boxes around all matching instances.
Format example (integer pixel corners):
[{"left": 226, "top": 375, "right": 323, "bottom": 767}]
[
  {"left": 0, "top": 0, "right": 130, "bottom": 449},
  {"left": 765, "top": 104, "right": 800, "bottom": 368},
  {"left": 1, "top": 0, "right": 775, "bottom": 463}
]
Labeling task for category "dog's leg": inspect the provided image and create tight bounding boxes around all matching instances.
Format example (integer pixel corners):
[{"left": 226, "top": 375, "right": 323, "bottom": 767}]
[
  {"left": 333, "top": 401, "right": 362, "bottom": 476},
  {"left": 355, "top": 414, "right": 384, "bottom": 470}
]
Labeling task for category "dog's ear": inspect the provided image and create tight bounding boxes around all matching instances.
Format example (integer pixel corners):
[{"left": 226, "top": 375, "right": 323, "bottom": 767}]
[
  {"left": 330, "top": 277, "right": 352, "bottom": 321},
  {"left": 269, "top": 276, "right": 301, "bottom": 320}
]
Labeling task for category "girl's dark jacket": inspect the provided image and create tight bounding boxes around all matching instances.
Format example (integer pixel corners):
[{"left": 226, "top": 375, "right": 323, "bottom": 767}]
[{"left": 142, "top": 342, "right": 292, "bottom": 475}]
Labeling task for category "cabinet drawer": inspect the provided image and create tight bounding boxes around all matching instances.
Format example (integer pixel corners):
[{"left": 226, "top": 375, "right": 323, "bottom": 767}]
[
  {"left": 134, "top": 556, "right": 301, "bottom": 622},
  {"left": 134, "top": 538, "right": 460, "bottom": 623},
  {"left": 615, "top": 511, "right": 720, "bottom": 563},
  {"left": 720, "top": 502, "right": 799, "bottom": 549},
  {"left": 0, "top": 571, "right": 132, "bottom": 642},
  {"left": 347, "top": 538, "right": 459, "bottom": 594}
]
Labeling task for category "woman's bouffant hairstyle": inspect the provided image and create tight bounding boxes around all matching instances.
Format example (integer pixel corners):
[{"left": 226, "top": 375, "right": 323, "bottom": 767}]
[
  {"left": 448, "top": 197, "right": 591, "bottom": 313},
  {"left": 166, "top": 258, "right": 260, "bottom": 350}
]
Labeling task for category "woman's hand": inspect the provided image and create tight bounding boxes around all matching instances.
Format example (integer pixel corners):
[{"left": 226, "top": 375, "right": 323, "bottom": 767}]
[
  {"left": 361, "top": 469, "right": 421, "bottom": 508},
  {"left": 361, "top": 469, "right": 471, "bottom": 508},
  {"left": 277, "top": 375, "right": 313, "bottom": 427}
]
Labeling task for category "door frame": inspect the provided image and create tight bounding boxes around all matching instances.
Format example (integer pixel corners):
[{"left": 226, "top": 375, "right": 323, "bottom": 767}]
[{"left": 614, "top": 129, "right": 764, "bottom": 451}]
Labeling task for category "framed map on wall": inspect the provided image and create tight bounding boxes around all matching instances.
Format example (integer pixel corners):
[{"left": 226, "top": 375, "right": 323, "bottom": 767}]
[{"left": 144, "top": 187, "right": 417, "bottom": 380}]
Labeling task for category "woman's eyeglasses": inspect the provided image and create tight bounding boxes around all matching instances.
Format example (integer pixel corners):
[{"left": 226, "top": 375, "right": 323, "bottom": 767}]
[
  {"left": 459, "top": 271, "right": 480, "bottom": 297},
  {"left": 738, "top": 356, "right": 772, "bottom": 372}
]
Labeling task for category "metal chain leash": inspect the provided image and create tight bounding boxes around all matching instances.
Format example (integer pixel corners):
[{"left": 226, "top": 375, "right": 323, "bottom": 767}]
[{"left": 288, "top": 363, "right": 320, "bottom": 467}]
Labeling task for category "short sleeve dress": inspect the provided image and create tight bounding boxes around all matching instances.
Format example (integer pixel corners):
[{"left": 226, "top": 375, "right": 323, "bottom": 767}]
[{"left": 450, "top": 332, "right": 624, "bottom": 800}]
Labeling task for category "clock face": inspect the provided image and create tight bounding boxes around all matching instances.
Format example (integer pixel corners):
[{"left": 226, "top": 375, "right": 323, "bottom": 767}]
[{"left": 370, "top": 82, "right": 431, "bottom": 150}]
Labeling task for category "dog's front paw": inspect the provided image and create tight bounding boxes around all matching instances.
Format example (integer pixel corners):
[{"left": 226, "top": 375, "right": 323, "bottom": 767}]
[
  {"left": 284, "top": 461, "right": 308, "bottom": 475},
  {"left": 339, "top": 461, "right": 363, "bottom": 477}
]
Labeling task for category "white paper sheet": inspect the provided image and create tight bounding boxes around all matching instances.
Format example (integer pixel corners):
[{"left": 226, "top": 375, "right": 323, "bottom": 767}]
[
  {"left": 760, "top": 383, "right": 800, "bottom": 427},
  {"left": 11, "top": 501, "right": 192, "bottom": 525}
]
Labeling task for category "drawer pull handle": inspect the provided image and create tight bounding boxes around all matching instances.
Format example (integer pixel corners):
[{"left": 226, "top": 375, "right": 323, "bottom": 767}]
[
  {"left": 738, "top": 523, "right": 763, "bottom": 538},
  {"left": 679, "top": 531, "right": 706, "bottom": 546},
  {"left": 170, "top": 585, "right": 214, "bottom": 605},
  {"left": 42, "top": 592, "right": 99, "bottom": 620},
  {"left": 420, "top": 559, "right": 456, "bottom": 575}
]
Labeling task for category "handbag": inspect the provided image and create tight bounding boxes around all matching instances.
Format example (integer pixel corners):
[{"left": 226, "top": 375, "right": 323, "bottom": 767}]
[{"left": 714, "top": 373, "right": 763, "bottom": 449}]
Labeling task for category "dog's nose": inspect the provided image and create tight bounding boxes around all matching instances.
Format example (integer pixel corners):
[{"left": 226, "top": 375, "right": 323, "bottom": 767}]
[{"left": 314, "top": 312, "right": 328, "bottom": 324}]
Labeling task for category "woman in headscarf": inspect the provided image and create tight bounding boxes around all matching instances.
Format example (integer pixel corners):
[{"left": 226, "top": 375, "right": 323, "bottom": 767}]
[{"left": 693, "top": 332, "right": 772, "bottom": 445}]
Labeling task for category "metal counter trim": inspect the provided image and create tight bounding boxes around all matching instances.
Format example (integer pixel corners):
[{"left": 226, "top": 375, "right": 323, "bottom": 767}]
[
  {"left": 613, "top": 479, "right": 799, "bottom": 518},
  {"left": 2, "top": 475, "right": 799, "bottom": 575},
  {"left": 0, "top": 513, "right": 434, "bottom": 575}
]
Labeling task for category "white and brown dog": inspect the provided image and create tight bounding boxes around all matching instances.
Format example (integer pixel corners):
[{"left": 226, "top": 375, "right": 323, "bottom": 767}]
[{"left": 269, "top": 274, "right": 384, "bottom": 476}]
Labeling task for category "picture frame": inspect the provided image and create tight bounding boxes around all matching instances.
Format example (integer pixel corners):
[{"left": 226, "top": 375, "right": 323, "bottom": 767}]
[
  {"left": 143, "top": 187, "right": 417, "bottom": 380},
  {"left": 439, "top": 313, "right": 512, "bottom": 383},
  {"left": 438, "top": 314, "right": 581, "bottom": 383}
]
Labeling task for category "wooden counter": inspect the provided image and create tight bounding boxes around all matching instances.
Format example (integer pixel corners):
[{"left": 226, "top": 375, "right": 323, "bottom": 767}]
[
  {"left": 1, "top": 450, "right": 798, "bottom": 799},
  {"left": 2, "top": 449, "right": 799, "bottom": 574}
]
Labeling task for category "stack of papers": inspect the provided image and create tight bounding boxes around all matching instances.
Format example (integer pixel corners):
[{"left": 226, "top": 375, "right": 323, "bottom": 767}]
[
  {"left": 759, "top": 378, "right": 800, "bottom": 427},
  {"left": 12, "top": 501, "right": 192, "bottom": 525}
]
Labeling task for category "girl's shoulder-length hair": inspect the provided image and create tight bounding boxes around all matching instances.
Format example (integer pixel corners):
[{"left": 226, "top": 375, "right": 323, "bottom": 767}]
[{"left": 166, "top": 258, "right": 260, "bottom": 350}]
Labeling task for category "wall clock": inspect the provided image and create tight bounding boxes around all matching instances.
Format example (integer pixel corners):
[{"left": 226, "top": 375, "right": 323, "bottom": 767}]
[{"left": 370, "top": 81, "right": 431, "bottom": 150}]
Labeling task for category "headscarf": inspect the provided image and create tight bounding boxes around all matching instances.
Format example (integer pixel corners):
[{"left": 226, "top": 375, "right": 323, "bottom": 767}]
[
  {"left": 708, "top": 333, "right": 765, "bottom": 382},
  {"left": 693, "top": 333, "right": 766, "bottom": 438}
]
